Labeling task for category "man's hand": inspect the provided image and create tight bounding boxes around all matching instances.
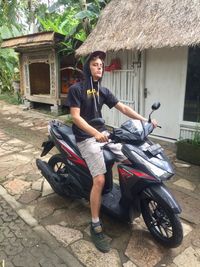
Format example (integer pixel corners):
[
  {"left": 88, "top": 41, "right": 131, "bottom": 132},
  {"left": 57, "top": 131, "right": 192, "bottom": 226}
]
[
  {"left": 151, "top": 119, "right": 158, "bottom": 128},
  {"left": 94, "top": 132, "right": 109, "bottom": 142}
]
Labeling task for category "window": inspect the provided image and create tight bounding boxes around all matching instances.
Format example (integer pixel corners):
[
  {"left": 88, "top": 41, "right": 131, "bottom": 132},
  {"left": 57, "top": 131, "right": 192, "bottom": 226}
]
[{"left": 184, "top": 47, "right": 200, "bottom": 122}]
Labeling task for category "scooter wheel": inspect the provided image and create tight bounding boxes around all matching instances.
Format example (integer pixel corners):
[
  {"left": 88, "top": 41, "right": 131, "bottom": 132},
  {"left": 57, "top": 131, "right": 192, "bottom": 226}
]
[
  {"left": 48, "top": 154, "right": 68, "bottom": 196},
  {"left": 141, "top": 198, "right": 183, "bottom": 248}
]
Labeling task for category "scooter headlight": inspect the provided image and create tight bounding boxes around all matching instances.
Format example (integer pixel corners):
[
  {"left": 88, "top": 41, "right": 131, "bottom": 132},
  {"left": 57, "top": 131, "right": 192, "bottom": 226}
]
[
  {"left": 130, "top": 152, "right": 171, "bottom": 180},
  {"left": 145, "top": 160, "right": 172, "bottom": 179}
]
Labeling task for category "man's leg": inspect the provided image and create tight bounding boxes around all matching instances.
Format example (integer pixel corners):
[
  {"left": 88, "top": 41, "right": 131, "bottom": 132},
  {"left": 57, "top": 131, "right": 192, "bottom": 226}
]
[
  {"left": 77, "top": 138, "right": 110, "bottom": 252},
  {"left": 90, "top": 174, "right": 105, "bottom": 219},
  {"left": 89, "top": 173, "right": 110, "bottom": 253}
]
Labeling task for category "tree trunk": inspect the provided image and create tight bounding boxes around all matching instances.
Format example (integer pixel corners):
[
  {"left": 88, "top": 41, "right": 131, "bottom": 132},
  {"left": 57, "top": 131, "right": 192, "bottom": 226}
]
[{"left": 79, "top": 0, "right": 91, "bottom": 36}]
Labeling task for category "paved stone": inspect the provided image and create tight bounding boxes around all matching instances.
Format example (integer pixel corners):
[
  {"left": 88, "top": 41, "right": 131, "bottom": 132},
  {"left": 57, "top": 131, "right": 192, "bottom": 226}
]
[
  {"left": 125, "top": 230, "right": 167, "bottom": 267},
  {"left": 42, "top": 179, "right": 54, "bottom": 196},
  {"left": 174, "top": 162, "right": 191, "bottom": 168},
  {"left": 173, "top": 246, "right": 200, "bottom": 267},
  {"left": 170, "top": 188, "right": 200, "bottom": 224},
  {"left": 0, "top": 145, "right": 20, "bottom": 156},
  {"left": 0, "top": 154, "right": 32, "bottom": 170},
  {"left": 18, "top": 190, "right": 41, "bottom": 204},
  {"left": 46, "top": 225, "right": 83, "bottom": 246},
  {"left": 71, "top": 240, "right": 121, "bottom": 267},
  {"left": 192, "top": 238, "right": 200, "bottom": 248},
  {"left": 6, "top": 138, "right": 27, "bottom": 147},
  {"left": 0, "top": 196, "right": 71, "bottom": 267},
  {"left": 19, "top": 122, "right": 34, "bottom": 127},
  {"left": 182, "top": 221, "right": 193, "bottom": 237},
  {"left": 173, "top": 179, "right": 196, "bottom": 191},
  {"left": 10, "top": 163, "right": 36, "bottom": 177},
  {"left": 4, "top": 179, "right": 31, "bottom": 196},
  {"left": 34, "top": 194, "right": 69, "bottom": 221},
  {"left": 32, "top": 178, "right": 43, "bottom": 191},
  {"left": 9, "top": 118, "right": 23, "bottom": 123},
  {"left": 123, "top": 261, "right": 137, "bottom": 267}
]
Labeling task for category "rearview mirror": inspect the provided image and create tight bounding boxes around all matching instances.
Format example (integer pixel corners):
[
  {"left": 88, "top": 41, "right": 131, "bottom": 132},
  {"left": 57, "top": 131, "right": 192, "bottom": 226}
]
[
  {"left": 151, "top": 102, "right": 161, "bottom": 110},
  {"left": 148, "top": 102, "right": 161, "bottom": 123}
]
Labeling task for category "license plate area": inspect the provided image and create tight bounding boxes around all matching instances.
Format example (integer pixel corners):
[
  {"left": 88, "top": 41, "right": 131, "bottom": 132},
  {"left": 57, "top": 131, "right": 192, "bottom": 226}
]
[{"left": 146, "top": 143, "right": 163, "bottom": 156}]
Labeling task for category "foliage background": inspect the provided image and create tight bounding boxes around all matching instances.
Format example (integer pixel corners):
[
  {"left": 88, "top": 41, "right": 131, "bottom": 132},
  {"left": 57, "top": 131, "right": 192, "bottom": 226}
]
[{"left": 0, "top": 0, "right": 110, "bottom": 95}]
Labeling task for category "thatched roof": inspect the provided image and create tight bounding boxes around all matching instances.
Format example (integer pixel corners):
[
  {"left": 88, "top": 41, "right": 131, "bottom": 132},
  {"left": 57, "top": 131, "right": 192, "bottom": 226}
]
[
  {"left": 76, "top": 0, "right": 200, "bottom": 55},
  {"left": 1, "top": 31, "right": 65, "bottom": 51}
]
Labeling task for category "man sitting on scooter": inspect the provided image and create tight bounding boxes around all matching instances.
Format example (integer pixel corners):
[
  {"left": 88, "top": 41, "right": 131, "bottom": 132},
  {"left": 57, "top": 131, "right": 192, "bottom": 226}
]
[{"left": 66, "top": 50, "right": 157, "bottom": 253}]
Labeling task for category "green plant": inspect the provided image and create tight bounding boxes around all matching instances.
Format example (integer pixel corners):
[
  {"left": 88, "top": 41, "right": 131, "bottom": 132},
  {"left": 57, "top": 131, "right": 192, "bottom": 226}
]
[
  {"left": 0, "top": 92, "right": 22, "bottom": 105},
  {"left": 192, "top": 123, "right": 200, "bottom": 145},
  {"left": 0, "top": 0, "right": 24, "bottom": 94},
  {"left": 177, "top": 119, "right": 200, "bottom": 146},
  {"left": 37, "top": 0, "right": 111, "bottom": 58},
  {"left": 0, "top": 48, "right": 19, "bottom": 94}
]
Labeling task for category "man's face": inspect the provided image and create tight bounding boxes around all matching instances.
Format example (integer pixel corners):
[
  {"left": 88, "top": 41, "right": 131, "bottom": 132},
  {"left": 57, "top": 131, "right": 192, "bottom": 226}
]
[{"left": 89, "top": 57, "right": 103, "bottom": 81}]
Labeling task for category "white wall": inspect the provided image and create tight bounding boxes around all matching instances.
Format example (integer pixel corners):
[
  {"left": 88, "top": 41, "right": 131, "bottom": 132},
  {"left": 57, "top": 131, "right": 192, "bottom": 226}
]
[{"left": 144, "top": 47, "right": 188, "bottom": 140}]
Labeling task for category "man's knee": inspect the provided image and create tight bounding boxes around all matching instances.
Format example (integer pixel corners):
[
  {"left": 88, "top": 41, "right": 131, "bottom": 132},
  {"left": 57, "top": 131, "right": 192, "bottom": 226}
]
[{"left": 93, "top": 175, "right": 105, "bottom": 189}]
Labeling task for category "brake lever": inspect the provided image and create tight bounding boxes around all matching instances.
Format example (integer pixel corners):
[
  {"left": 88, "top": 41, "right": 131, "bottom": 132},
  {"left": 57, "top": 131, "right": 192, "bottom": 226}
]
[
  {"left": 148, "top": 119, "right": 161, "bottom": 129},
  {"left": 100, "top": 140, "right": 115, "bottom": 150}
]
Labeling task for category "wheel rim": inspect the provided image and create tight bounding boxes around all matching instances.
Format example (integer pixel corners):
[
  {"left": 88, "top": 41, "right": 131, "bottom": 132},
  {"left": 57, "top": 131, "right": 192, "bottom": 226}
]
[
  {"left": 147, "top": 200, "right": 173, "bottom": 239},
  {"left": 53, "top": 161, "right": 66, "bottom": 175}
]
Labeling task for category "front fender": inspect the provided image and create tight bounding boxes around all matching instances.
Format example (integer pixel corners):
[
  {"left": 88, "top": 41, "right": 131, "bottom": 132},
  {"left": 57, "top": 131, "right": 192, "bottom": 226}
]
[{"left": 142, "top": 184, "right": 182, "bottom": 214}]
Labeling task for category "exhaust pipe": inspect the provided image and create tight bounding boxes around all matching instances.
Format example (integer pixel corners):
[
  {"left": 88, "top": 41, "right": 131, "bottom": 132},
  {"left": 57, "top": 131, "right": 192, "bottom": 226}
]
[
  {"left": 36, "top": 158, "right": 65, "bottom": 196},
  {"left": 36, "top": 159, "right": 60, "bottom": 183}
]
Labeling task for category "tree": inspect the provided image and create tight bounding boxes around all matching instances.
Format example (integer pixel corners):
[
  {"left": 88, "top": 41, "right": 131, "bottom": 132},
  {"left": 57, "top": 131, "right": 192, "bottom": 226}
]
[
  {"left": 38, "top": 0, "right": 110, "bottom": 57},
  {"left": 0, "top": 0, "right": 47, "bottom": 93},
  {"left": 0, "top": 0, "right": 22, "bottom": 93}
]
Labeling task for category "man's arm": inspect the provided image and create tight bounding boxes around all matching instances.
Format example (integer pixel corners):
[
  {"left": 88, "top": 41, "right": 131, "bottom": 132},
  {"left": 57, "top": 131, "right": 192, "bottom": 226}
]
[
  {"left": 115, "top": 102, "right": 147, "bottom": 121},
  {"left": 70, "top": 107, "right": 108, "bottom": 142},
  {"left": 115, "top": 102, "right": 157, "bottom": 127}
]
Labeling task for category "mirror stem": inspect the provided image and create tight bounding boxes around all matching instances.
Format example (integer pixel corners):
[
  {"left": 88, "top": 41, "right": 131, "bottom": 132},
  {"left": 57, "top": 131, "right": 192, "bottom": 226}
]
[{"left": 148, "top": 111, "right": 153, "bottom": 123}]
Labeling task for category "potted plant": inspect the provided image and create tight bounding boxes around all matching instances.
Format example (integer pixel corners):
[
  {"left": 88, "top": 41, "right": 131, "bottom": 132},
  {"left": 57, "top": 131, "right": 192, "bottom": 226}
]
[{"left": 176, "top": 123, "right": 200, "bottom": 165}]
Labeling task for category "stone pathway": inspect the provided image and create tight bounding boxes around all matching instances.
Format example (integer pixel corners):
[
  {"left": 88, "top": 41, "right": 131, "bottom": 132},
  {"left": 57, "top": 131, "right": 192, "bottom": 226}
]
[
  {"left": 0, "top": 100, "right": 200, "bottom": 267},
  {"left": 0, "top": 194, "right": 83, "bottom": 267}
]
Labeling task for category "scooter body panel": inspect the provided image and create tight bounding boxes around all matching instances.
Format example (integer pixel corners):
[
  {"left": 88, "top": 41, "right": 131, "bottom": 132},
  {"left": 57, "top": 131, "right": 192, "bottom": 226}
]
[
  {"left": 118, "top": 163, "right": 158, "bottom": 200},
  {"left": 101, "top": 183, "right": 130, "bottom": 221},
  {"left": 142, "top": 184, "right": 182, "bottom": 213}
]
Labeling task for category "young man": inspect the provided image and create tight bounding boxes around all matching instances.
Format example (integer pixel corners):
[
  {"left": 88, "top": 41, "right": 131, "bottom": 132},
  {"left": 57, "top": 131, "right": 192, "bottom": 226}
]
[{"left": 66, "top": 51, "right": 157, "bottom": 253}]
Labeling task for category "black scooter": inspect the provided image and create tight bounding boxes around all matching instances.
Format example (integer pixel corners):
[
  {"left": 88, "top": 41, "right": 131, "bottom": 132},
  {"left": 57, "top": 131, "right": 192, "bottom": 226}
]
[{"left": 36, "top": 102, "right": 183, "bottom": 248}]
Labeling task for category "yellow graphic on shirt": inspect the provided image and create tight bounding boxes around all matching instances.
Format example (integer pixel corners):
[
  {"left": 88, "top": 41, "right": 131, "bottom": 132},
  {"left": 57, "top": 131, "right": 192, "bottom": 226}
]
[{"left": 87, "top": 89, "right": 99, "bottom": 96}]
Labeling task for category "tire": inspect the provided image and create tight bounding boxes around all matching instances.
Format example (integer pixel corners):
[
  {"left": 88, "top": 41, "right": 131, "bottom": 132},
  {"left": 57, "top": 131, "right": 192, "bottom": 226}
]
[
  {"left": 141, "top": 197, "right": 183, "bottom": 248},
  {"left": 47, "top": 154, "right": 68, "bottom": 196}
]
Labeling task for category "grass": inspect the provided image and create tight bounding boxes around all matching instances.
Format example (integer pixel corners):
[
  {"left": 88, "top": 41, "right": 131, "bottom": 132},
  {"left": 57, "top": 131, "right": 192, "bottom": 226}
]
[{"left": 0, "top": 92, "right": 22, "bottom": 105}]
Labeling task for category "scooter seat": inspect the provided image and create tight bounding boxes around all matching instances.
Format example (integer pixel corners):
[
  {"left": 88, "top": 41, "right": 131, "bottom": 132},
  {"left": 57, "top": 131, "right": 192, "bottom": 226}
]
[
  {"left": 103, "top": 148, "right": 116, "bottom": 166},
  {"left": 57, "top": 123, "right": 116, "bottom": 165},
  {"left": 57, "top": 124, "right": 81, "bottom": 155}
]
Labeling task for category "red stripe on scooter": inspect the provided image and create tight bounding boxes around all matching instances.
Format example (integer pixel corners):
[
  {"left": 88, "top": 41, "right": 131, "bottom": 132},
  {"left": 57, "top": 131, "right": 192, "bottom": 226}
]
[
  {"left": 118, "top": 168, "right": 155, "bottom": 180},
  {"left": 59, "top": 142, "right": 87, "bottom": 168}
]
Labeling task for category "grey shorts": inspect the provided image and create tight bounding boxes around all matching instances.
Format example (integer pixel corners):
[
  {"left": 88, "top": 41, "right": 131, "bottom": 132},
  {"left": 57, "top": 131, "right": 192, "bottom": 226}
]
[{"left": 77, "top": 131, "right": 127, "bottom": 178}]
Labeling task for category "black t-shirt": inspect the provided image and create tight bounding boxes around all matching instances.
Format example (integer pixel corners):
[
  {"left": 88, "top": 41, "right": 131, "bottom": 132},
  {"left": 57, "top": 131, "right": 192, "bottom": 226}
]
[{"left": 66, "top": 81, "right": 119, "bottom": 141}]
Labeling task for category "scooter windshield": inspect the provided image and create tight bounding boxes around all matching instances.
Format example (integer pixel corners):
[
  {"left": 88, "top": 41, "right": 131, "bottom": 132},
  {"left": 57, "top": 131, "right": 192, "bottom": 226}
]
[{"left": 121, "top": 119, "right": 145, "bottom": 140}]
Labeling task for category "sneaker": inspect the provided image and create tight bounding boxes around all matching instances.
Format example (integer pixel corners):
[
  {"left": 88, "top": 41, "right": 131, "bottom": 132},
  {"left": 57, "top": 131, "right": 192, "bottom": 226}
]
[{"left": 90, "top": 222, "right": 110, "bottom": 253}]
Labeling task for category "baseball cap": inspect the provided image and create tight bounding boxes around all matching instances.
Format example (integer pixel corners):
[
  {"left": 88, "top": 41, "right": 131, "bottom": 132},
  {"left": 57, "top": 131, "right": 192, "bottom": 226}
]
[{"left": 87, "top": 50, "right": 106, "bottom": 61}]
